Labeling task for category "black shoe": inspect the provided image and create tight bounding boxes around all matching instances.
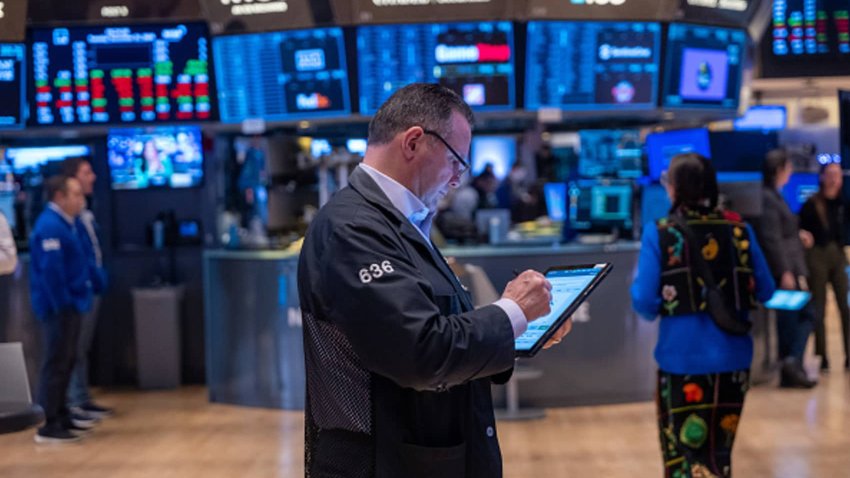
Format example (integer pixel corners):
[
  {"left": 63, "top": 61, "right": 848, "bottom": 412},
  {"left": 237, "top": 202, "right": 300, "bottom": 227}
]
[
  {"left": 780, "top": 359, "right": 817, "bottom": 388},
  {"left": 78, "top": 402, "right": 114, "bottom": 419},
  {"left": 65, "top": 422, "right": 94, "bottom": 436},
  {"left": 35, "top": 426, "right": 82, "bottom": 444},
  {"left": 70, "top": 412, "right": 98, "bottom": 429}
]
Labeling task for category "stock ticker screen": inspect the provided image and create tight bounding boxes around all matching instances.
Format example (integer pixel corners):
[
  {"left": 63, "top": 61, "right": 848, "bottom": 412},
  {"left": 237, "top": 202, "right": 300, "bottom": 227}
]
[
  {"left": 213, "top": 28, "right": 350, "bottom": 123},
  {"left": 30, "top": 23, "right": 213, "bottom": 126},
  {"left": 0, "top": 44, "right": 25, "bottom": 129},
  {"left": 662, "top": 23, "right": 747, "bottom": 110},
  {"left": 525, "top": 21, "right": 660, "bottom": 111},
  {"left": 357, "top": 21, "right": 515, "bottom": 115}
]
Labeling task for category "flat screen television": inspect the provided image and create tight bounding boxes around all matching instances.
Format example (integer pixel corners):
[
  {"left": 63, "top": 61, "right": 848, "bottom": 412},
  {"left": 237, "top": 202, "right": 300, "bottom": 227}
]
[
  {"left": 357, "top": 21, "right": 515, "bottom": 115},
  {"left": 5, "top": 145, "right": 92, "bottom": 174},
  {"left": 30, "top": 23, "right": 213, "bottom": 126},
  {"left": 662, "top": 23, "right": 747, "bottom": 110},
  {"left": 646, "top": 128, "right": 712, "bottom": 181},
  {"left": 0, "top": 44, "right": 25, "bottom": 129},
  {"left": 107, "top": 127, "right": 204, "bottom": 189},
  {"left": 578, "top": 129, "right": 643, "bottom": 179},
  {"left": 470, "top": 135, "right": 516, "bottom": 180},
  {"left": 734, "top": 105, "right": 787, "bottom": 131},
  {"left": 525, "top": 21, "right": 661, "bottom": 111},
  {"left": 568, "top": 179, "right": 633, "bottom": 232},
  {"left": 213, "top": 27, "right": 351, "bottom": 123}
]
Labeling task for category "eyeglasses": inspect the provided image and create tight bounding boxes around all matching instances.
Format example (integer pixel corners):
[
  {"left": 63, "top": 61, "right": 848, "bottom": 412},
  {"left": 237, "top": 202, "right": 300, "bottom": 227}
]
[{"left": 422, "top": 129, "right": 470, "bottom": 175}]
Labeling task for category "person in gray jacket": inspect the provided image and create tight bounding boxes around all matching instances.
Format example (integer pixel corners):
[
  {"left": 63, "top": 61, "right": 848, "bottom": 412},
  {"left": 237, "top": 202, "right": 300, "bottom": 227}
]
[{"left": 753, "top": 150, "right": 816, "bottom": 388}]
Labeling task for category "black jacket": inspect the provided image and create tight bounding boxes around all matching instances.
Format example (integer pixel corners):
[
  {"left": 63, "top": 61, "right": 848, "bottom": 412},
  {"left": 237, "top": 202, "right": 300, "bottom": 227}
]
[
  {"left": 753, "top": 187, "right": 808, "bottom": 282},
  {"left": 298, "top": 167, "right": 516, "bottom": 478}
]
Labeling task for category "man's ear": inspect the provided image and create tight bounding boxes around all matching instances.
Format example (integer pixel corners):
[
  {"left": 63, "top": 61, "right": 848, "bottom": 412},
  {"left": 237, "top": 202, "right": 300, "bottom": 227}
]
[{"left": 400, "top": 126, "right": 425, "bottom": 162}]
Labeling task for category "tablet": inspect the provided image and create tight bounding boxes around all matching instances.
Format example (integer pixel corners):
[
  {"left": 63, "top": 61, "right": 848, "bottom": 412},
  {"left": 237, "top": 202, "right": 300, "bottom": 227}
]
[
  {"left": 515, "top": 263, "right": 612, "bottom": 358},
  {"left": 764, "top": 290, "right": 811, "bottom": 311}
]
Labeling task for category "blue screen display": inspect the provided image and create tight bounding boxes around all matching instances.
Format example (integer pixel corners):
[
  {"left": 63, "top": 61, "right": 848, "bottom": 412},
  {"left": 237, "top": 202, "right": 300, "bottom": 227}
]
[
  {"left": 578, "top": 129, "right": 642, "bottom": 179},
  {"left": 734, "top": 105, "right": 787, "bottom": 131},
  {"left": 525, "top": 21, "right": 660, "bottom": 111},
  {"left": 544, "top": 182, "right": 567, "bottom": 221},
  {"left": 107, "top": 127, "right": 204, "bottom": 189},
  {"left": 213, "top": 28, "right": 350, "bottom": 123},
  {"left": 782, "top": 172, "right": 819, "bottom": 213},
  {"left": 663, "top": 23, "right": 747, "bottom": 109},
  {"left": 357, "top": 21, "right": 515, "bottom": 115},
  {"left": 5, "top": 145, "right": 92, "bottom": 174},
  {"left": 470, "top": 135, "right": 516, "bottom": 180},
  {"left": 646, "top": 128, "right": 712, "bottom": 181},
  {"left": 568, "top": 179, "right": 632, "bottom": 231},
  {"left": 0, "top": 44, "right": 25, "bottom": 129}
]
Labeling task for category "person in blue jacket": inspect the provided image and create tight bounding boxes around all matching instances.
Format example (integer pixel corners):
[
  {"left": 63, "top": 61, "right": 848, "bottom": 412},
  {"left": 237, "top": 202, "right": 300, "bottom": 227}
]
[
  {"left": 632, "top": 153, "right": 775, "bottom": 478},
  {"left": 30, "top": 175, "right": 96, "bottom": 444}
]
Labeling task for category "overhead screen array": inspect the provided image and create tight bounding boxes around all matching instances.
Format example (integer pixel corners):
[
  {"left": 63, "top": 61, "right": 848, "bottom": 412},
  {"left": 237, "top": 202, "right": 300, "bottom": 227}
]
[
  {"left": 30, "top": 23, "right": 213, "bottom": 126},
  {"left": 213, "top": 27, "right": 350, "bottom": 123},
  {"left": 525, "top": 21, "right": 661, "bottom": 111},
  {"left": 357, "top": 21, "right": 516, "bottom": 115},
  {"left": 0, "top": 44, "right": 26, "bottom": 129},
  {"left": 662, "top": 23, "right": 747, "bottom": 110}
]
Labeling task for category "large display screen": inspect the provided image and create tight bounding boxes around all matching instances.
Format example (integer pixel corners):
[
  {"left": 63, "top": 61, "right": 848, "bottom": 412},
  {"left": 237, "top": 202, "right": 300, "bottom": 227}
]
[
  {"left": 578, "top": 129, "right": 642, "bottom": 179},
  {"left": 0, "top": 44, "right": 25, "bottom": 129},
  {"left": 525, "top": 21, "right": 661, "bottom": 111},
  {"left": 357, "top": 21, "right": 515, "bottom": 115},
  {"left": 762, "top": 0, "right": 850, "bottom": 77},
  {"left": 5, "top": 145, "right": 92, "bottom": 174},
  {"left": 662, "top": 23, "right": 747, "bottom": 110},
  {"left": 214, "top": 28, "right": 350, "bottom": 123},
  {"left": 568, "top": 179, "right": 633, "bottom": 231},
  {"left": 30, "top": 23, "right": 213, "bottom": 126},
  {"left": 646, "top": 128, "right": 712, "bottom": 181},
  {"left": 107, "top": 127, "right": 204, "bottom": 189}
]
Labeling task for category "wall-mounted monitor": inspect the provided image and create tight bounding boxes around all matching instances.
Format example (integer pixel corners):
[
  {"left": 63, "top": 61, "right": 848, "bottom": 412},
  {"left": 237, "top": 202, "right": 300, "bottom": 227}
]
[
  {"left": 30, "top": 23, "right": 213, "bottom": 126},
  {"left": 5, "top": 145, "right": 92, "bottom": 174},
  {"left": 734, "top": 105, "right": 787, "bottom": 131},
  {"left": 761, "top": 0, "right": 850, "bottom": 77},
  {"left": 525, "top": 21, "right": 661, "bottom": 111},
  {"left": 662, "top": 23, "right": 747, "bottom": 110},
  {"left": 0, "top": 44, "right": 25, "bottom": 129},
  {"left": 578, "top": 129, "right": 643, "bottom": 179},
  {"left": 470, "top": 135, "right": 516, "bottom": 181},
  {"left": 568, "top": 179, "right": 633, "bottom": 232},
  {"left": 646, "top": 128, "right": 711, "bottom": 181},
  {"left": 107, "top": 127, "right": 204, "bottom": 190},
  {"left": 357, "top": 21, "right": 515, "bottom": 115},
  {"left": 213, "top": 27, "right": 350, "bottom": 123}
]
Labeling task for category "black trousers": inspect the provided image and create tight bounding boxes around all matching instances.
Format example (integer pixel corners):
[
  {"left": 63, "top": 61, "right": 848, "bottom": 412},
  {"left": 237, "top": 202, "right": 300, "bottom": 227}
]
[
  {"left": 776, "top": 305, "right": 814, "bottom": 362},
  {"left": 806, "top": 243, "right": 850, "bottom": 362},
  {"left": 36, "top": 310, "right": 82, "bottom": 429}
]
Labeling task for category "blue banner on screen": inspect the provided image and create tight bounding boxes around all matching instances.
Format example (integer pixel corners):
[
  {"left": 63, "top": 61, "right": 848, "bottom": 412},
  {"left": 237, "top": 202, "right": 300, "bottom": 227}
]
[
  {"left": 214, "top": 28, "right": 350, "bottom": 123},
  {"left": 30, "top": 23, "right": 212, "bottom": 126},
  {"left": 646, "top": 128, "right": 711, "bottom": 181},
  {"left": 662, "top": 23, "right": 747, "bottom": 109},
  {"left": 108, "top": 127, "right": 204, "bottom": 190},
  {"left": 525, "top": 21, "right": 660, "bottom": 111},
  {"left": 0, "top": 44, "right": 25, "bottom": 129},
  {"left": 357, "top": 21, "right": 515, "bottom": 115}
]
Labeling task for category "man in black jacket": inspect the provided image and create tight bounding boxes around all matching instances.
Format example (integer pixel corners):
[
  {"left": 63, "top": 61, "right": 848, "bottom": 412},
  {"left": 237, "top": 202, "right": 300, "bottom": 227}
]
[{"left": 298, "top": 84, "right": 567, "bottom": 478}]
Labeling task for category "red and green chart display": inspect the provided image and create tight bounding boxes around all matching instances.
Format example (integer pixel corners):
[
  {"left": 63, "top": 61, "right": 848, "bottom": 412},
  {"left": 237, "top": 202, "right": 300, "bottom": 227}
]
[{"left": 30, "top": 23, "right": 213, "bottom": 126}]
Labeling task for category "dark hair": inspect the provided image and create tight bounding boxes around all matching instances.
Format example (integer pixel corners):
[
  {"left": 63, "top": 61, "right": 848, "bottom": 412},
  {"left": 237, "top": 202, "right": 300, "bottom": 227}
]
[
  {"left": 762, "top": 149, "right": 789, "bottom": 188},
  {"left": 45, "top": 175, "right": 72, "bottom": 202},
  {"left": 59, "top": 156, "right": 90, "bottom": 178},
  {"left": 668, "top": 153, "right": 718, "bottom": 213},
  {"left": 367, "top": 83, "right": 475, "bottom": 146}
]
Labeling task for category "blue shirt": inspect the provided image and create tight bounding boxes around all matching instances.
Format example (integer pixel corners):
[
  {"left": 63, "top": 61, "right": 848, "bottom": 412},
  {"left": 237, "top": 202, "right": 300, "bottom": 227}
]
[{"left": 631, "top": 222, "right": 776, "bottom": 375}]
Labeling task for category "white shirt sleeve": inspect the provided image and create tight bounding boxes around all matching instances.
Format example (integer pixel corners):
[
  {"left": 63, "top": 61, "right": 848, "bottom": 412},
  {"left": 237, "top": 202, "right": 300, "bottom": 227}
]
[
  {"left": 492, "top": 298, "right": 528, "bottom": 338},
  {"left": 0, "top": 213, "right": 17, "bottom": 275}
]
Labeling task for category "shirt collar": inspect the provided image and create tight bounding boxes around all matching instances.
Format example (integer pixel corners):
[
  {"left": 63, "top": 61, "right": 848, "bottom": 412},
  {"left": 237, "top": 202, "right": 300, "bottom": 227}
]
[
  {"left": 359, "top": 164, "right": 434, "bottom": 241},
  {"left": 48, "top": 202, "right": 76, "bottom": 226}
]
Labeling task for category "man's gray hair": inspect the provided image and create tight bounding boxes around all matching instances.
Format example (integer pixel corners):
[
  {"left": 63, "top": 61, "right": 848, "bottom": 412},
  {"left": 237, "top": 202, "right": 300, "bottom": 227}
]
[{"left": 367, "top": 83, "right": 475, "bottom": 146}]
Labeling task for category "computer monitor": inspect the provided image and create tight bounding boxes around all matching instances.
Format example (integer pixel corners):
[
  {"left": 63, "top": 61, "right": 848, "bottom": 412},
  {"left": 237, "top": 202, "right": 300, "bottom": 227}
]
[
  {"left": 474, "top": 208, "right": 511, "bottom": 243},
  {"left": 646, "top": 128, "right": 711, "bottom": 181},
  {"left": 5, "top": 145, "right": 92, "bottom": 174},
  {"left": 662, "top": 23, "right": 747, "bottom": 110},
  {"left": 782, "top": 172, "right": 819, "bottom": 214},
  {"left": 544, "top": 182, "right": 567, "bottom": 221},
  {"left": 578, "top": 129, "right": 643, "bottom": 179},
  {"left": 734, "top": 105, "right": 787, "bottom": 131},
  {"left": 107, "top": 127, "right": 204, "bottom": 190},
  {"left": 470, "top": 136, "right": 516, "bottom": 180},
  {"left": 568, "top": 179, "right": 633, "bottom": 232},
  {"left": 0, "top": 44, "right": 25, "bottom": 130},
  {"left": 710, "top": 131, "right": 779, "bottom": 183}
]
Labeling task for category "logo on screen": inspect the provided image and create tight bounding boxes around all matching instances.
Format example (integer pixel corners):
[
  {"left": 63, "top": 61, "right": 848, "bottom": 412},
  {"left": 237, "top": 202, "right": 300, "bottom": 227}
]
[
  {"left": 463, "top": 84, "right": 486, "bottom": 106},
  {"left": 295, "top": 49, "right": 326, "bottom": 71},
  {"left": 678, "top": 48, "right": 728, "bottom": 101},
  {"left": 296, "top": 93, "right": 331, "bottom": 110},
  {"left": 598, "top": 44, "right": 652, "bottom": 61},
  {"left": 611, "top": 81, "right": 635, "bottom": 103}
]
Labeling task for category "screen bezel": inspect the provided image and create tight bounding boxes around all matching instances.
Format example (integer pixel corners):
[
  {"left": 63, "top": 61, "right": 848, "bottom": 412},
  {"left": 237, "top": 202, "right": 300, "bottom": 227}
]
[{"left": 515, "top": 262, "right": 613, "bottom": 358}]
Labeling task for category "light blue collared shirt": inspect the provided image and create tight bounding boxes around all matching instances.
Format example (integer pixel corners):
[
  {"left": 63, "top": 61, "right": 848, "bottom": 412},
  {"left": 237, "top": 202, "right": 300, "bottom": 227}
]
[{"left": 359, "top": 164, "right": 528, "bottom": 337}]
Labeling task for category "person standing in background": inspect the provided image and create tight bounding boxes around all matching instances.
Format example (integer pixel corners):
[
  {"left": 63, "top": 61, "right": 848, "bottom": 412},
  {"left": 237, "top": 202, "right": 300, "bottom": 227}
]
[
  {"left": 0, "top": 209, "right": 16, "bottom": 275},
  {"left": 752, "top": 150, "right": 816, "bottom": 388},
  {"left": 30, "top": 176, "right": 97, "bottom": 443},
  {"left": 60, "top": 157, "right": 112, "bottom": 418},
  {"left": 799, "top": 161, "right": 850, "bottom": 372}
]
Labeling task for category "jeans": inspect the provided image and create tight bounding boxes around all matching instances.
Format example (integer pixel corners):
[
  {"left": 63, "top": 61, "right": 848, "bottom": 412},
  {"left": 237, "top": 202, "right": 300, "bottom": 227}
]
[
  {"left": 67, "top": 297, "right": 100, "bottom": 407},
  {"left": 776, "top": 304, "right": 814, "bottom": 362},
  {"left": 36, "top": 310, "right": 82, "bottom": 428}
]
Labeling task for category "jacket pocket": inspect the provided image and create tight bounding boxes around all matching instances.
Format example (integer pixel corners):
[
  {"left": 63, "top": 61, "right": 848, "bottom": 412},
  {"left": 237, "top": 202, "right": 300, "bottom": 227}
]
[{"left": 398, "top": 441, "right": 466, "bottom": 478}]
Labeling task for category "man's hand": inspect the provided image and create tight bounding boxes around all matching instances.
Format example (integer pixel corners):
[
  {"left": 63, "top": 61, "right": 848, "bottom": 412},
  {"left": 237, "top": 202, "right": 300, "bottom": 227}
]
[
  {"left": 781, "top": 271, "right": 796, "bottom": 290},
  {"left": 543, "top": 319, "right": 573, "bottom": 349},
  {"left": 799, "top": 230, "right": 814, "bottom": 249},
  {"left": 501, "top": 270, "right": 552, "bottom": 321}
]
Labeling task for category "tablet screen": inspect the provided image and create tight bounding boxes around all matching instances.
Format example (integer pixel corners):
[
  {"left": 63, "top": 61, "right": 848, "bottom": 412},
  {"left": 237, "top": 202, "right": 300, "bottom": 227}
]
[
  {"left": 764, "top": 290, "right": 811, "bottom": 311},
  {"left": 515, "top": 265, "right": 605, "bottom": 352}
]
